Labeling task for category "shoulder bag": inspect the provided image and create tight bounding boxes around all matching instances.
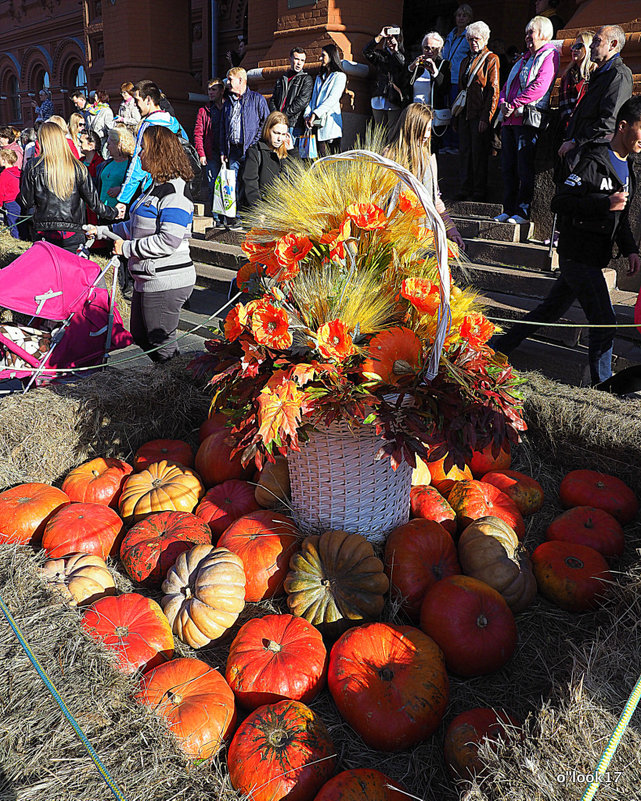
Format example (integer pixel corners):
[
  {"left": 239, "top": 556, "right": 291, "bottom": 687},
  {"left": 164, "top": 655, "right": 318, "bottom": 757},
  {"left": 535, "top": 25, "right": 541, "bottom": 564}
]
[{"left": 451, "top": 51, "right": 490, "bottom": 117}]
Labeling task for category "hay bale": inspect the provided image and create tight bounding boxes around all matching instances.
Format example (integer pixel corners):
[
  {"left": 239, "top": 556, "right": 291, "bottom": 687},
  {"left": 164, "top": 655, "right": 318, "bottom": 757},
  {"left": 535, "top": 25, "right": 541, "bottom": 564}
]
[{"left": 0, "top": 356, "right": 209, "bottom": 490}]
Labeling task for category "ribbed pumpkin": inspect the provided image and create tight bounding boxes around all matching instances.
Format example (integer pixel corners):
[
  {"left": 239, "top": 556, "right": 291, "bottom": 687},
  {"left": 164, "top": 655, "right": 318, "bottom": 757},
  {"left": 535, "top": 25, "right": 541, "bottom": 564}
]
[
  {"left": 118, "top": 460, "right": 205, "bottom": 523},
  {"left": 133, "top": 439, "right": 194, "bottom": 471},
  {"left": 448, "top": 479, "right": 525, "bottom": 539},
  {"left": 161, "top": 544, "right": 245, "bottom": 648},
  {"left": 284, "top": 530, "right": 389, "bottom": 637},
  {"left": 194, "top": 480, "right": 260, "bottom": 538},
  {"left": 559, "top": 469, "right": 638, "bottom": 524},
  {"left": 41, "top": 553, "right": 116, "bottom": 607},
  {"left": 255, "top": 457, "right": 291, "bottom": 508},
  {"left": 482, "top": 469, "right": 544, "bottom": 516},
  {"left": 426, "top": 455, "right": 473, "bottom": 495},
  {"left": 0, "top": 483, "right": 69, "bottom": 546},
  {"left": 42, "top": 502, "right": 124, "bottom": 559},
  {"left": 62, "top": 457, "right": 133, "bottom": 508},
  {"left": 135, "top": 657, "right": 237, "bottom": 760},
  {"left": 361, "top": 326, "right": 422, "bottom": 385},
  {"left": 226, "top": 614, "right": 327, "bottom": 709},
  {"left": 409, "top": 485, "right": 457, "bottom": 535},
  {"left": 457, "top": 516, "right": 537, "bottom": 613},
  {"left": 194, "top": 429, "right": 252, "bottom": 488},
  {"left": 228, "top": 700, "right": 336, "bottom": 801},
  {"left": 120, "top": 511, "right": 212, "bottom": 587}
]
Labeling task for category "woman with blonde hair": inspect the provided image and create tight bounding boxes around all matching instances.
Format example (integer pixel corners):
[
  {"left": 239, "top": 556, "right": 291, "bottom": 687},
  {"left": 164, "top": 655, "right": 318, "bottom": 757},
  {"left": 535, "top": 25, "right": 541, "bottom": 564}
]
[
  {"left": 17, "top": 121, "right": 117, "bottom": 251},
  {"left": 386, "top": 103, "right": 465, "bottom": 250},
  {"left": 558, "top": 31, "right": 595, "bottom": 130},
  {"left": 243, "top": 111, "right": 294, "bottom": 207},
  {"left": 68, "top": 111, "right": 86, "bottom": 153},
  {"left": 48, "top": 114, "right": 80, "bottom": 158}
]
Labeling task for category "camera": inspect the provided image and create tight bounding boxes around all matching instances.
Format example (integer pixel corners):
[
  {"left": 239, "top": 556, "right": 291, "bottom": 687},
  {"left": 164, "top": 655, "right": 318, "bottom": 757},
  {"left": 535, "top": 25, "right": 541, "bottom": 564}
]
[{"left": 386, "top": 26, "right": 401, "bottom": 36}]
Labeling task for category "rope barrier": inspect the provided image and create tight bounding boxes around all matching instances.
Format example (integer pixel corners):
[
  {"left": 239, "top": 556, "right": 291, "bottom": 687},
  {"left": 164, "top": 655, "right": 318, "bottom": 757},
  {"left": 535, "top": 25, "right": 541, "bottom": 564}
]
[
  {"left": 488, "top": 315, "right": 641, "bottom": 330},
  {"left": 580, "top": 674, "right": 641, "bottom": 801},
  {"left": 0, "top": 591, "right": 129, "bottom": 801}
]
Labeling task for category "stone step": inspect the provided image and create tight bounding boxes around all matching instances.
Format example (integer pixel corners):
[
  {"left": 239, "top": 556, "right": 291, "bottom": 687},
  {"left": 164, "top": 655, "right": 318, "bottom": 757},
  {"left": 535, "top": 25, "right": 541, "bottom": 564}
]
[
  {"left": 455, "top": 262, "right": 617, "bottom": 299},
  {"left": 462, "top": 238, "right": 558, "bottom": 271},
  {"left": 190, "top": 238, "right": 244, "bottom": 270},
  {"left": 205, "top": 227, "right": 245, "bottom": 246},
  {"left": 192, "top": 215, "right": 213, "bottom": 235},
  {"left": 449, "top": 200, "right": 503, "bottom": 218},
  {"left": 193, "top": 261, "right": 238, "bottom": 294},
  {"left": 179, "top": 284, "right": 232, "bottom": 338},
  {"left": 452, "top": 216, "right": 533, "bottom": 243}
]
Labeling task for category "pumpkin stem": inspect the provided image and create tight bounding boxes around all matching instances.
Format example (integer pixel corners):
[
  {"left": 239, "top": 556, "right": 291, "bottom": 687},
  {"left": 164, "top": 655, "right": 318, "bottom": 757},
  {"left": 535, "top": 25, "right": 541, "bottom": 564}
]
[
  {"left": 152, "top": 479, "right": 163, "bottom": 488},
  {"left": 166, "top": 690, "right": 183, "bottom": 705},
  {"left": 379, "top": 667, "right": 394, "bottom": 681},
  {"left": 392, "top": 359, "right": 414, "bottom": 376},
  {"left": 114, "top": 625, "right": 129, "bottom": 637},
  {"left": 267, "top": 729, "right": 292, "bottom": 749},
  {"left": 265, "top": 639, "right": 282, "bottom": 654},
  {"left": 476, "top": 614, "right": 488, "bottom": 629},
  {"left": 565, "top": 556, "right": 584, "bottom": 570}
]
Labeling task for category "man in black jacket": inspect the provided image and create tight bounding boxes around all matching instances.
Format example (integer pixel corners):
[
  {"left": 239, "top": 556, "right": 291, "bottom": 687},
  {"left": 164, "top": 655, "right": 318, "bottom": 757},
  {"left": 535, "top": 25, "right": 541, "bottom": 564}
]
[
  {"left": 269, "top": 48, "right": 314, "bottom": 138},
  {"left": 493, "top": 96, "right": 641, "bottom": 385},
  {"left": 559, "top": 25, "right": 632, "bottom": 161}
]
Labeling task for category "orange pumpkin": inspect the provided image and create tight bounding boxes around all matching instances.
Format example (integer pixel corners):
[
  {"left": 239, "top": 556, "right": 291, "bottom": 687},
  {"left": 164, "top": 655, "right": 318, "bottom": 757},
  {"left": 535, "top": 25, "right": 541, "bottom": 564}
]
[
  {"left": 135, "top": 657, "right": 237, "bottom": 759},
  {"left": 531, "top": 540, "right": 611, "bottom": 612},
  {"left": 133, "top": 439, "right": 194, "bottom": 471},
  {"left": 411, "top": 457, "right": 432, "bottom": 487},
  {"left": 448, "top": 479, "right": 525, "bottom": 539},
  {"left": 444, "top": 708, "right": 521, "bottom": 781},
  {"left": 198, "top": 413, "right": 228, "bottom": 442},
  {"left": 468, "top": 442, "right": 511, "bottom": 478},
  {"left": 62, "top": 457, "right": 133, "bottom": 508},
  {"left": 0, "top": 483, "right": 69, "bottom": 546},
  {"left": 362, "top": 326, "right": 422, "bottom": 385},
  {"left": 426, "top": 456, "right": 473, "bottom": 495},
  {"left": 118, "top": 460, "right": 205, "bottom": 523},
  {"left": 42, "top": 502, "right": 124, "bottom": 559},
  {"left": 409, "top": 485, "right": 457, "bottom": 535},
  {"left": 314, "top": 769, "right": 408, "bottom": 800},
  {"left": 482, "top": 469, "right": 544, "bottom": 516},
  {"left": 195, "top": 429, "right": 252, "bottom": 488}
]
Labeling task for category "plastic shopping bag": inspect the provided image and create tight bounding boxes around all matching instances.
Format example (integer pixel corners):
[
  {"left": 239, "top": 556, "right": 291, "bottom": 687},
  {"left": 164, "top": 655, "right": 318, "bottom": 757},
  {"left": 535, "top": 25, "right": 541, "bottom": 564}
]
[
  {"left": 212, "top": 166, "right": 237, "bottom": 218},
  {"left": 298, "top": 133, "right": 318, "bottom": 160}
]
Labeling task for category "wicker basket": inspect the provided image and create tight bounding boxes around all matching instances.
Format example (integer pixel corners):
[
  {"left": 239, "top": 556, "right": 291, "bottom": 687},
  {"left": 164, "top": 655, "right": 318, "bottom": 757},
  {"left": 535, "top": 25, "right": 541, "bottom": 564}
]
[{"left": 288, "top": 419, "right": 412, "bottom": 544}]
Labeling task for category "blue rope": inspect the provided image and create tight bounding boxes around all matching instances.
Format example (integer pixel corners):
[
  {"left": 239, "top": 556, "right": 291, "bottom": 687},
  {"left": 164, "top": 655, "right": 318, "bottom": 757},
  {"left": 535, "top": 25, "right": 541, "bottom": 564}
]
[{"left": 0, "top": 592, "right": 129, "bottom": 801}]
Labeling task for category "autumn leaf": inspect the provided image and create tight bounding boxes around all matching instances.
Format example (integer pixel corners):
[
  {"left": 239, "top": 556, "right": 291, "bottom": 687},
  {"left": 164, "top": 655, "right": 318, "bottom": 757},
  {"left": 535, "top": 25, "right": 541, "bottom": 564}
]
[{"left": 256, "top": 379, "right": 304, "bottom": 446}]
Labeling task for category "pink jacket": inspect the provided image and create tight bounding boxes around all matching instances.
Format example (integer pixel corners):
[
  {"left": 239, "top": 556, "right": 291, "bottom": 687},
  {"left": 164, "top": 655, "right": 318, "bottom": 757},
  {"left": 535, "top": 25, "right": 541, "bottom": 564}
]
[
  {"left": 5, "top": 140, "right": 23, "bottom": 170},
  {"left": 0, "top": 165, "right": 20, "bottom": 204},
  {"left": 499, "top": 42, "right": 559, "bottom": 126}
]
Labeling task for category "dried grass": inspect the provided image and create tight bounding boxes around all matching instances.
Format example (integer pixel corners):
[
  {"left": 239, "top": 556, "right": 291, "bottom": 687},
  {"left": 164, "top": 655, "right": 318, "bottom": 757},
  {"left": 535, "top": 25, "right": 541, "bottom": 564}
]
[{"left": 2, "top": 368, "right": 641, "bottom": 800}]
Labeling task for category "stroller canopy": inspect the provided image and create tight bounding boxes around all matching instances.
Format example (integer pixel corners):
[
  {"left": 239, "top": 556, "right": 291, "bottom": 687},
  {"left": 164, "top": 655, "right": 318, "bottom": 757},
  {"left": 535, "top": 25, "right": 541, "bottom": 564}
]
[{"left": 0, "top": 241, "right": 107, "bottom": 321}]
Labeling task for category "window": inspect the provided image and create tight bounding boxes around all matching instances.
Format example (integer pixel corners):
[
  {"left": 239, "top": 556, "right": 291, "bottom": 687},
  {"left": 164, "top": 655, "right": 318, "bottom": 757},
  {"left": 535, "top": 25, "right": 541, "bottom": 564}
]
[
  {"left": 42, "top": 71, "right": 50, "bottom": 90},
  {"left": 10, "top": 75, "right": 21, "bottom": 121},
  {"left": 75, "top": 65, "right": 87, "bottom": 89}
]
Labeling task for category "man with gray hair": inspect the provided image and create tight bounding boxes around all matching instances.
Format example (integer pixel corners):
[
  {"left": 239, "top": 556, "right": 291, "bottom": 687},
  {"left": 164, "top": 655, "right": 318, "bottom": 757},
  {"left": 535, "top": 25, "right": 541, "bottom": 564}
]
[{"left": 559, "top": 24, "right": 632, "bottom": 160}]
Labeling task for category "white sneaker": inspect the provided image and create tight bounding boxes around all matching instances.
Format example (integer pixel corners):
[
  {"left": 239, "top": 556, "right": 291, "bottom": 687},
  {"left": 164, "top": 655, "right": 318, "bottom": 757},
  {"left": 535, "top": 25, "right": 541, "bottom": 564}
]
[
  {"left": 493, "top": 213, "right": 510, "bottom": 222},
  {"left": 507, "top": 214, "right": 529, "bottom": 224}
]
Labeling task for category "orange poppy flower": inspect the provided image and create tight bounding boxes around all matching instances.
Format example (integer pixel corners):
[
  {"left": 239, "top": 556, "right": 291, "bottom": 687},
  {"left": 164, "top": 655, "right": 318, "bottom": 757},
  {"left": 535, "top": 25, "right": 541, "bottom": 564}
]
[
  {"left": 345, "top": 203, "right": 388, "bottom": 230},
  {"left": 460, "top": 313, "right": 495, "bottom": 350},
  {"left": 316, "top": 319, "right": 355, "bottom": 362},
  {"left": 362, "top": 326, "right": 423, "bottom": 385},
  {"left": 274, "top": 233, "right": 314, "bottom": 265},
  {"left": 236, "top": 261, "right": 263, "bottom": 291},
  {"left": 397, "top": 192, "right": 425, "bottom": 218},
  {"left": 250, "top": 301, "right": 292, "bottom": 350},
  {"left": 401, "top": 277, "right": 441, "bottom": 317},
  {"left": 224, "top": 303, "right": 249, "bottom": 341}
]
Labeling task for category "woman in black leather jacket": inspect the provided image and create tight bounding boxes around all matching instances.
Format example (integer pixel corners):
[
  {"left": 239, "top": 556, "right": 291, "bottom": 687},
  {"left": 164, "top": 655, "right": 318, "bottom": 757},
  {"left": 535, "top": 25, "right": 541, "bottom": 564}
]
[
  {"left": 18, "top": 121, "right": 118, "bottom": 252},
  {"left": 363, "top": 26, "right": 408, "bottom": 131}
]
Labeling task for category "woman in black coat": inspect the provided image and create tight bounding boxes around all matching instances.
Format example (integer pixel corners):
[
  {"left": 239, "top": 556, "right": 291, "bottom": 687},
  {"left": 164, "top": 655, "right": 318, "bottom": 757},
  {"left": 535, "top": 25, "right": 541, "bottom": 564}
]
[
  {"left": 242, "top": 111, "right": 294, "bottom": 208},
  {"left": 363, "top": 25, "right": 408, "bottom": 131}
]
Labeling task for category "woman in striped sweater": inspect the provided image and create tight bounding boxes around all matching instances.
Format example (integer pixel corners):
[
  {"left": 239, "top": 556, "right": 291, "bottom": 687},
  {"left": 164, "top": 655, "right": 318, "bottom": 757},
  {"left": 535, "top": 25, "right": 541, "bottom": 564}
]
[{"left": 90, "top": 126, "right": 195, "bottom": 362}]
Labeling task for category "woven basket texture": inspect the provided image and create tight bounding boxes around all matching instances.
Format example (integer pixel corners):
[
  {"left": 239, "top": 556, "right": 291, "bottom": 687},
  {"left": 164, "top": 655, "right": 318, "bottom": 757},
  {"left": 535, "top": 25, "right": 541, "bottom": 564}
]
[{"left": 288, "top": 419, "right": 411, "bottom": 544}]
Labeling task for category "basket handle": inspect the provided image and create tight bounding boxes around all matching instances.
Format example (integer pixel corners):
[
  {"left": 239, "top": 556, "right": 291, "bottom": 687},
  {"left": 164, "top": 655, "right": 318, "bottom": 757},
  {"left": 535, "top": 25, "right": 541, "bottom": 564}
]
[{"left": 312, "top": 149, "right": 451, "bottom": 380}]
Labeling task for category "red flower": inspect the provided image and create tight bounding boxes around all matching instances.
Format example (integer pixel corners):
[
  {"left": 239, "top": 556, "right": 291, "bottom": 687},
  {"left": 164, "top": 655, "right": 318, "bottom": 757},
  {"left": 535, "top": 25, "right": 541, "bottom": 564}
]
[
  {"left": 345, "top": 203, "right": 388, "bottom": 230},
  {"left": 224, "top": 303, "right": 249, "bottom": 341},
  {"left": 274, "top": 233, "right": 313, "bottom": 264},
  {"left": 236, "top": 261, "right": 263, "bottom": 291},
  {"left": 401, "top": 277, "right": 441, "bottom": 317},
  {"left": 460, "top": 313, "right": 495, "bottom": 349},
  {"left": 316, "top": 319, "right": 355, "bottom": 362},
  {"left": 397, "top": 192, "right": 425, "bottom": 218},
  {"left": 250, "top": 301, "right": 292, "bottom": 350}
]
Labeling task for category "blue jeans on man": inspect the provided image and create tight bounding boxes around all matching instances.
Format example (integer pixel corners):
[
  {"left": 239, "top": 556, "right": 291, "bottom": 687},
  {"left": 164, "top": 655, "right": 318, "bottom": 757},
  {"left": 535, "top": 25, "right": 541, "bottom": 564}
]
[
  {"left": 205, "top": 159, "right": 224, "bottom": 225},
  {"left": 491, "top": 255, "right": 617, "bottom": 385},
  {"left": 500, "top": 124, "right": 539, "bottom": 219},
  {"left": 224, "top": 144, "right": 245, "bottom": 228}
]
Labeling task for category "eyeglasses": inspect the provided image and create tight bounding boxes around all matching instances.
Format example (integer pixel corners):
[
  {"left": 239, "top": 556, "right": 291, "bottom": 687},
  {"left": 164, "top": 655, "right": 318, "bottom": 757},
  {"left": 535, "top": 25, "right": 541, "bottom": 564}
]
[{"left": 571, "top": 44, "right": 585, "bottom": 51}]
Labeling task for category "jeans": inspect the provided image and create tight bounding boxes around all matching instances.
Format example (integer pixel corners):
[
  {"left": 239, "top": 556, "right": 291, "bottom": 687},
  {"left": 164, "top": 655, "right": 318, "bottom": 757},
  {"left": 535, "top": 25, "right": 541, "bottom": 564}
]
[
  {"left": 2, "top": 201, "right": 20, "bottom": 238},
  {"left": 491, "top": 255, "right": 617, "bottom": 385},
  {"left": 500, "top": 124, "right": 538, "bottom": 218},
  {"left": 130, "top": 284, "right": 193, "bottom": 362},
  {"left": 225, "top": 144, "right": 245, "bottom": 224}
]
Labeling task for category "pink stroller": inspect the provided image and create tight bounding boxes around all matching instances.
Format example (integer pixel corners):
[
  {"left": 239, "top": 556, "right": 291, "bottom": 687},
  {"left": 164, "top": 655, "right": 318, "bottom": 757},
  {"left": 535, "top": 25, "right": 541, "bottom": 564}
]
[{"left": 0, "top": 241, "right": 133, "bottom": 392}]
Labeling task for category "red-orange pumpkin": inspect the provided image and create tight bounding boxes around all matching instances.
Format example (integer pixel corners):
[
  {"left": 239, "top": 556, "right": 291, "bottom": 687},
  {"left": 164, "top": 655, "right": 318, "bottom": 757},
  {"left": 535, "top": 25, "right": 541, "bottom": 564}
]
[
  {"left": 135, "top": 657, "right": 236, "bottom": 759},
  {"left": 218, "top": 510, "right": 300, "bottom": 602},
  {"left": 194, "top": 479, "right": 260, "bottom": 538},
  {"left": 468, "top": 442, "right": 511, "bottom": 478},
  {"left": 444, "top": 708, "right": 521, "bottom": 781},
  {"left": 62, "top": 457, "right": 133, "bottom": 508},
  {"left": 419, "top": 575, "right": 517, "bottom": 677},
  {"left": 384, "top": 519, "right": 460, "bottom": 619},
  {"left": 426, "top": 456, "right": 473, "bottom": 495},
  {"left": 482, "top": 469, "right": 544, "bottom": 517},
  {"left": 313, "top": 769, "right": 407, "bottom": 801},
  {"left": 82, "top": 592, "right": 174, "bottom": 674},
  {"left": 409, "top": 485, "right": 457, "bottom": 535},
  {"left": 42, "top": 502, "right": 124, "bottom": 559},
  {"left": 531, "top": 540, "right": 611, "bottom": 612},
  {"left": 119, "top": 511, "right": 211, "bottom": 586},
  {"left": 559, "top": 469, "right": 638, "bottom": 524},
  {"left": 226, "top": 614, "right": 327, "bottom": 709},
  {"left": 198, "top": 413, "right": 228, "bottom": 442},
  {"left": 0, "top": 483, "right": 69, "bottom": 546},
  {"left": 194, "top": 429, "right": 252, "bottom": 488},
  {"left": 546, "top": 506, "right": 624, "bottom": 560},
  {"left": 448, "top": 480, "right": 525, "bottom": 539},
  {"left": 327, "top": 622, "right": 449, "bottom": 751},
  {"left": 227, "top": 699, "right": 336, "bottom": 801},
  {"left": 133, "top": 439, "right": 194, "bottom": 471}
]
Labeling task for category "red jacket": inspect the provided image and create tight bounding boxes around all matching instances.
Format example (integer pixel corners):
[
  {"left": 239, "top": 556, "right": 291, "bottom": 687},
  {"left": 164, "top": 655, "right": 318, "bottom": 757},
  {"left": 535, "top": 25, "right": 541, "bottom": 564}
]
[
  {"left": 194, "top": 103, "right": 222, "bottom": 161},
  {"left": 0, "top": 165, "right": 20, "bottom": 204}
]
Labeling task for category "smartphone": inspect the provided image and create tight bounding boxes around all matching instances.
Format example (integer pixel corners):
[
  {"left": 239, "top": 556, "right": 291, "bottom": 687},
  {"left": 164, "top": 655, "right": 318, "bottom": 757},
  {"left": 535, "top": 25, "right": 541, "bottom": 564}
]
[{"left": 387, "top": 26, "right": 401, "bottom": 36}]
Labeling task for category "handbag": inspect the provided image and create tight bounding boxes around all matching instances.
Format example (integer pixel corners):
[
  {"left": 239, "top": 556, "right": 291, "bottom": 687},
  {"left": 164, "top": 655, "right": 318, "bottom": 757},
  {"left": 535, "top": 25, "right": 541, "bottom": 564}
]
[
  {"left": 451, "top": 51, "right": 490, "bottom": 118},
  {"left": 298, "top": 133, "right": 318, "bottom": 160},
  {"left": 433, "top": 108, "right": 452, "bottom": 126},
  {"left": 212, "top": 166, "right": 237, "bottom": 218},
  {"left": 523, "top": 104, "right": 548, "bottom": 130}
]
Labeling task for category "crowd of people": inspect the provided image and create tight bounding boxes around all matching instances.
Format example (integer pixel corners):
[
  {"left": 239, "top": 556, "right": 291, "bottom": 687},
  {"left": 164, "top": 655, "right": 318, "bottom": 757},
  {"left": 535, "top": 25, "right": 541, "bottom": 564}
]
[{"left": 0, "top": 7, "right": 638, "bottom": 379}]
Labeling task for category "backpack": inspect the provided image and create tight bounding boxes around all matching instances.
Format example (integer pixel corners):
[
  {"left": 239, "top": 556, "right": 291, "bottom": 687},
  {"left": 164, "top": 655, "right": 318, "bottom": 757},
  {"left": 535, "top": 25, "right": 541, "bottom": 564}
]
[{"left": 178, "top": 137, "right": 202, "bottom": 197}]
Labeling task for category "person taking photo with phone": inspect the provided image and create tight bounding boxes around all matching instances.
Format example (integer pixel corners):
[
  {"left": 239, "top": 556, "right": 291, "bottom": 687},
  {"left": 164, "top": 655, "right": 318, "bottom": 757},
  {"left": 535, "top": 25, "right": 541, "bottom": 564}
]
[{"left": 363, "top": 25, "right": 408, "bottom": 131}]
